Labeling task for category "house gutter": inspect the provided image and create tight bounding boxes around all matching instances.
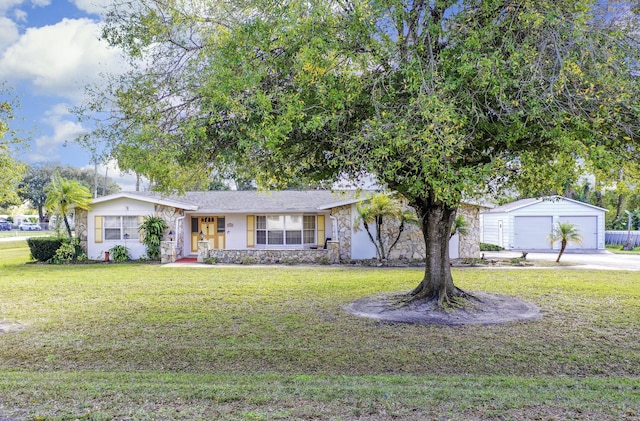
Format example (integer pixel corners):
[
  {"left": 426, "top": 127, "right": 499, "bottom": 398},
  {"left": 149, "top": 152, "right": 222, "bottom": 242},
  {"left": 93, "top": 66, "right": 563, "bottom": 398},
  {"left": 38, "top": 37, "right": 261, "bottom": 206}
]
[
  {"left": 175, "top": 214, "right": 186, "bottom": 257},
  {"left": 329, "top": 214, "right": 338, "bottom": 240}
]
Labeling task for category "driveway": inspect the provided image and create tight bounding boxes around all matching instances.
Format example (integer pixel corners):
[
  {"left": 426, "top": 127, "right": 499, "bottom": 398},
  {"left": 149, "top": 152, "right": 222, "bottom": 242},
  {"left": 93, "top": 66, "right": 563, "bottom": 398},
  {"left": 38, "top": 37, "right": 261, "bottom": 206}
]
[{"left": 482, "top": 250, "right": 640, "bottom": 271}]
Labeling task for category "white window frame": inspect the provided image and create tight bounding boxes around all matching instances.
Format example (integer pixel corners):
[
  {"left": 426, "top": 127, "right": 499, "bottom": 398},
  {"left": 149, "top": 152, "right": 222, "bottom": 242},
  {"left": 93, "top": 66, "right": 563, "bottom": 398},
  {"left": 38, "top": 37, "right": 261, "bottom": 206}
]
[
  {"left": 255, "top": 215, "right": 316, "bottom": 246},
  {"left": 104, "top": 216, "right": 140, "bottom": 241}
]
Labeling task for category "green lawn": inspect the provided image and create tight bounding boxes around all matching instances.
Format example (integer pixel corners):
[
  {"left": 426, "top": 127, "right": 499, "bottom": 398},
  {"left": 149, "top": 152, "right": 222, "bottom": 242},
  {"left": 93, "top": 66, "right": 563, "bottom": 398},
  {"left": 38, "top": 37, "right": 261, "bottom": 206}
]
[
  {"left": 606, "top": 244, "right": 640, "bottom": 254},
  {"left": 0, "top": 243, "right": 638, "bottom": 420}
]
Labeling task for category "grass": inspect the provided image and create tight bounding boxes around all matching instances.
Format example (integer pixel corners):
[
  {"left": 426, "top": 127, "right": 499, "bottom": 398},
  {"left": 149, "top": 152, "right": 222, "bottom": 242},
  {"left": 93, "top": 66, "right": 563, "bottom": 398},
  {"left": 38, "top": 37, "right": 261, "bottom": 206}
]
[
  {"left": 606, "top": 244, "right": 640, "bottom": 254},
  {"left": 0, "top": 244, "right": 638, "bottom": 420}
]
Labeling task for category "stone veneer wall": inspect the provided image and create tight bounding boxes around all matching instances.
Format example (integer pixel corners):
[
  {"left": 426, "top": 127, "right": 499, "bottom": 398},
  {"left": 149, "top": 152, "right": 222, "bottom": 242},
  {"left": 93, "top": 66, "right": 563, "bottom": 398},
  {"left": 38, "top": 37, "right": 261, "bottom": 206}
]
[
  {"left": 75, "top": 208, "right": 88, "bottom": 253},
  {"left": 331, "top": 205, "right": 352, "bottom": 261},
  {"left": 160, "top": 240, "right": 177, "bottom": 263},
  {"left": 154, "top": 205, "right": 185, "bottom": 259},
  {"left": 200, "top": 241, "right": 340, "bottom": 264},
  {"left": 457, "top": 205, "right": 481, "bottom": 259},
  {"left": 348, "top": 202, "right": 482, "bottom": 261}
]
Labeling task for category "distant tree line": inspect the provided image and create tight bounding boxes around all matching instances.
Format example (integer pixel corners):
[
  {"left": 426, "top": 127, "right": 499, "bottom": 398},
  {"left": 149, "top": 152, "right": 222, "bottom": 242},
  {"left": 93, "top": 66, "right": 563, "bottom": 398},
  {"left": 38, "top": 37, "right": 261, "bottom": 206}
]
[{"left": 17, "top": 162, "right": 121, "bottom": 223}]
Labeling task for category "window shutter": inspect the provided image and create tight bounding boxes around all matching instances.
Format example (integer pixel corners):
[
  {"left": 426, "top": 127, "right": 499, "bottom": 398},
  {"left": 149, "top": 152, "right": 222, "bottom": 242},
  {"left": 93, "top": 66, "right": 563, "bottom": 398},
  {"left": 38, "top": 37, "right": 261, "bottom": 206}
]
[
  {"left": 138, "top": 216, "right": 145, "bottom": 243},
  {"left": 246, "top": 215, "right": 255, "bottom": 248},
  {"left": 317, "top": 215, "right": 325, "bottom": 248},
  {"left": 94, "top": 216, "right": 103, "bottom": 243}
]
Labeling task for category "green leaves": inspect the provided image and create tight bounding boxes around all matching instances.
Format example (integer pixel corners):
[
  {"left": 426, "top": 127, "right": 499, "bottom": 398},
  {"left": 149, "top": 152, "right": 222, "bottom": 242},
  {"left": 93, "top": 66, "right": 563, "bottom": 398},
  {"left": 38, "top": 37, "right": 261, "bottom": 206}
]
[
  {"left": 44, "top": 174, "right": 92, "bottom": 238},
  {"left": 139, "top": 215, "right": 168, "bottom": 260},
  {"left": 0, "top": 84, "right": 26, "bottom": 206},
  {"left": 83, "top": 0, "right": 640, "bottom": 208}
]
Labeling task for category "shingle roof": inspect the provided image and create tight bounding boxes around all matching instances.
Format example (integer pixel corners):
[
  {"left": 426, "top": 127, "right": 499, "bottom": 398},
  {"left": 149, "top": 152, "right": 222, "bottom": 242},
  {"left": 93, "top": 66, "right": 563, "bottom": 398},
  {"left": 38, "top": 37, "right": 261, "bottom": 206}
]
[{"left": 97, "top": 190, "right": 369, "bottom": 213}]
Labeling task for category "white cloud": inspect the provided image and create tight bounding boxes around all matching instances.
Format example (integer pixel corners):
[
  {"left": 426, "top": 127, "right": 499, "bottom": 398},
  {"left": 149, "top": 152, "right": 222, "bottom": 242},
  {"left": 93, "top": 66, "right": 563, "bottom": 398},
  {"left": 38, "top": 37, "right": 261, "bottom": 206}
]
[
  {"left": 0, "top": 0, "right": 49, "bottom": 14},
  {"left": 80, "top": 159, "right": 150, "bottom": 192},
  {"left": 0, "top": 17, "right": 126, "bottom": 102},
  {"left": 0, "top": 16, "right": 18, "bottom": 51},
  {"left": 71, "top": 0, "right": 112, "bottom": 16},
  {"left": 31, "top": 103, "right": 86, "bottom": 161},
  {"left": 12, "top": 8, "right": 26, "bottom": 22},
  {"left": 0, "top": 1, "right": 22, "bottom": 13}
]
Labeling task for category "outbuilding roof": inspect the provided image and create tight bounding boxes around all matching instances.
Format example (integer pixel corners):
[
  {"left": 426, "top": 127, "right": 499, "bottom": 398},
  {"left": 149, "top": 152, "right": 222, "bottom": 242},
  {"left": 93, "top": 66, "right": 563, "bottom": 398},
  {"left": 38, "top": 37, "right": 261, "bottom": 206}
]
[{"left": 485, "top": 196, "right": 608, "bottom": 213}]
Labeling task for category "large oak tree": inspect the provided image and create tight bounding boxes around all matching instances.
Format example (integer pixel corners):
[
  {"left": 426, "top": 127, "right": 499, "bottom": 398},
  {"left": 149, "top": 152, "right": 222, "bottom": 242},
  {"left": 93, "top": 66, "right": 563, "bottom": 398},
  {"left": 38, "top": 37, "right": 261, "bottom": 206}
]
[
  {"left": 84, "top": 0, "right": 640, "bottom": 305},
  {"left": 0, "top": 85, "right": 26, "bottom": 206}
]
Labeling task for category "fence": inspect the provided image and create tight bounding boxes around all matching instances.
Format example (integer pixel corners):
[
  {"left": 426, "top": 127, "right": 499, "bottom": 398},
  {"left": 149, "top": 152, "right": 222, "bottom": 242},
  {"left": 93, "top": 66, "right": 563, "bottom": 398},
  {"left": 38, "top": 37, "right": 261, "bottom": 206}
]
[{"left": 605, "top": 231, "right": 640, "bottom": 247}]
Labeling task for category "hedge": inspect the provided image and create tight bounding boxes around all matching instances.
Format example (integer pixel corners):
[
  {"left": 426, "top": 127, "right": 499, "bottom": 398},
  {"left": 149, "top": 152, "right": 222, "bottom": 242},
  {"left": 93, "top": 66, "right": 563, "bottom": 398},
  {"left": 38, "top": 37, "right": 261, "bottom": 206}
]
[{"left": 26, "top": 237, "right": 67, "bottom": 262}]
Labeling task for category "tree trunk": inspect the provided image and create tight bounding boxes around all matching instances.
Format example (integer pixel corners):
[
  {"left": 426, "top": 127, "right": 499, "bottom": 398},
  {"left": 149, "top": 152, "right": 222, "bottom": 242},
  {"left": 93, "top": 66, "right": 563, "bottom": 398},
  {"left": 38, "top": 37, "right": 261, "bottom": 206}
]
[
  {"left": 556, "top": 239, "right": 567, "bottom": 263},
  {"left": 615, "top": 194, "right": 624, "bottom": 221},
  {"left": 63, "top": 214, "right": 73, "bottom": 239},
  {"left": 407, "top": 196, "right": 468, "bottom": 306}
]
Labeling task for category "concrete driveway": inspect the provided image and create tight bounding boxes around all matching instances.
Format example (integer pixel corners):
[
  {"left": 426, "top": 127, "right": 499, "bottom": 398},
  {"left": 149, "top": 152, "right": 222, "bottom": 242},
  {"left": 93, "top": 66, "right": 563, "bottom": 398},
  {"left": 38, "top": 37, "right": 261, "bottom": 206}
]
[{"left": 482, "top": 250, "right": 640, "bottom": 271}]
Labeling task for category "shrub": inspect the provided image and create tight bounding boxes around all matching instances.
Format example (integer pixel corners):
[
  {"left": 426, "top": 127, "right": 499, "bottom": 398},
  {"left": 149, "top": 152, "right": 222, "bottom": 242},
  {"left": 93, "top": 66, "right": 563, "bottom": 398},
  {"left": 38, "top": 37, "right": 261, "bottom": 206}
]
[
  {"left": 109, "top": 245, "right": 130, "bottom": 263},
  {"left": 317, "top": 256, "right": 331, "bottom": 265},
  {"left": 480, "top": 242, "right": 504, "bottom": 251},
  {"left": 27, "top": 237, "right": 65, "bottom": 262},
  {"left": 139, "top": 216, "right": 168, "bottom": 260},
  {"left": 203, "top": 257, "right": 218, "bottom": 265},
  {"left": 52, "top": 242, "right": 76, "bottom": 264},
  {"left": 457, "top": 258, "right": 490, "bottom": 265},
  {"left": 240, "top": 256, "right": 257, "bottom": 265}
]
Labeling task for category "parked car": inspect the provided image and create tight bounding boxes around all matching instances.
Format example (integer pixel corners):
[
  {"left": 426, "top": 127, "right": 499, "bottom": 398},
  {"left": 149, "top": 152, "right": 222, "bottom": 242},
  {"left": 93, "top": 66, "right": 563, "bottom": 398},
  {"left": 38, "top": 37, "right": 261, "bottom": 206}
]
[
  {"left": 0, "top": 221, "right": 10, "bottom": 231},
  {"left": 19, "top": 222, "right": 41, "bottom": 231}
]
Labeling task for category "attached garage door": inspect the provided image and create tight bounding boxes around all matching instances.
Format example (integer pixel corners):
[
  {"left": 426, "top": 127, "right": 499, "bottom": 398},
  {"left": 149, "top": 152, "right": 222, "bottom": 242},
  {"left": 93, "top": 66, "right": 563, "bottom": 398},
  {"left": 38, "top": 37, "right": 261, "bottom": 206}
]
[
  {"left": 513, "top": 216, "right": 553, "bottom": 249},
  {"left": 558, "top": 216, "right": 597, "bottom": 249}
]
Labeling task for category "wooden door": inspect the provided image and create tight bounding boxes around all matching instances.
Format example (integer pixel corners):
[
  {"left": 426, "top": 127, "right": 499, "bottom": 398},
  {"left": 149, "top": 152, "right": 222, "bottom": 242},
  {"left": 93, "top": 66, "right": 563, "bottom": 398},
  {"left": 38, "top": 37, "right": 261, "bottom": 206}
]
[{"left": 191, "top": 216, "right": 226, "bottom": 252}]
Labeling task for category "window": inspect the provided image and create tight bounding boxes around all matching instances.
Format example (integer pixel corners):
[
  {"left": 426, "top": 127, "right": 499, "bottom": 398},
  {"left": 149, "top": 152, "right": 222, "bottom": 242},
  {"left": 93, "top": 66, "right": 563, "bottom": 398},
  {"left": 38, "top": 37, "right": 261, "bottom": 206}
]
[
  {"left": 104, "top": 216, "right": 139, "bottom": 240},
  {"left": 303, "top": 215, "right": 316, "bottom": 244},
  {"left": 256, "top": 215, "right": 316, "bottom": 246}
]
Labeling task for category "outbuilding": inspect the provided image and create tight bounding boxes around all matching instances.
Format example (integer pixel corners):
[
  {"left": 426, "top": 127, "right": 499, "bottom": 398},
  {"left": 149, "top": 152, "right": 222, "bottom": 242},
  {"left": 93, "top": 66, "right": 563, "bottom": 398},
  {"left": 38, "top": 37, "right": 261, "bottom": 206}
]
[{"left": 481, "top": 196, "right": 607, "bottom": 251}]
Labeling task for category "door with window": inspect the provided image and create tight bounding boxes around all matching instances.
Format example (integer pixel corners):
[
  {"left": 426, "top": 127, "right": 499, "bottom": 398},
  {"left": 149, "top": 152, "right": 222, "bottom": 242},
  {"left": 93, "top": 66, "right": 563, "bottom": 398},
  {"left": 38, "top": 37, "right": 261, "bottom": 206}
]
[{"left": 191, "top": 216, "right": 226, "bottom": 252}]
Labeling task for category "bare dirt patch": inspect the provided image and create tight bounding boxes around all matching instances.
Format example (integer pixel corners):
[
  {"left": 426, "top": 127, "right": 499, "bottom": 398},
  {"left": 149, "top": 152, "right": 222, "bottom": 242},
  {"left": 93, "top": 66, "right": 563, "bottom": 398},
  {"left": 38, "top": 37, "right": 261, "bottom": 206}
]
[
  {"left": 0, "top": 321, "right": 25, "bottom": 333},
  {"left": 346, "top": 291, "right": 541, "bottom": 325}
]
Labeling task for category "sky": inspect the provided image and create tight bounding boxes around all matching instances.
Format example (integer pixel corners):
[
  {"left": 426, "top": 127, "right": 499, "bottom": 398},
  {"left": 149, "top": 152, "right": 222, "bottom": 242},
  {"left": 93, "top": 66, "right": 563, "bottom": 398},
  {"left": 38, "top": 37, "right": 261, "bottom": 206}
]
[{"left": 0, "top": 0, "right": 139, "bottom": 190}]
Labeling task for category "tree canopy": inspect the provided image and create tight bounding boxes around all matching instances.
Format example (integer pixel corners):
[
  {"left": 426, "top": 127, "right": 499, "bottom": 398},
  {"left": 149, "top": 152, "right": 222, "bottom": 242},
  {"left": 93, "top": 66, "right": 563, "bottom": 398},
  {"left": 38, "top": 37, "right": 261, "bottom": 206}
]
[
  {"left": 20, "top": 163, "right": 121, "bottom": 222},
  {"left": 84, "top": 0, "right": 640, "bottom": 304},
  {"left": 0, "top": 85, "right": 26, "bottom": 206},
  {"left": 44, "top": 174, "right": 93, "bottom": 239}
]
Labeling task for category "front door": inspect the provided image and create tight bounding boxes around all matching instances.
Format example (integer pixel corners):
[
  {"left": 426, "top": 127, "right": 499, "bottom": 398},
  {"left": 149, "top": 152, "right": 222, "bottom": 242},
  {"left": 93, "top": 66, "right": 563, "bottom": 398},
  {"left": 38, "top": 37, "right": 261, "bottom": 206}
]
[{"left": 191, "top": 216, "right": 226, "bottom": 252}]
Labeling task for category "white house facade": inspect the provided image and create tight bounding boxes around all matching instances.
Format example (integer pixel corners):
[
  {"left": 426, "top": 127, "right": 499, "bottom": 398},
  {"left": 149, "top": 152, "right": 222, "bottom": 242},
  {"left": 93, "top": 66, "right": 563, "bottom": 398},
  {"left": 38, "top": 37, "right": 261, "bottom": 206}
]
[
  {"left": 76, "top": 190, "right": 484, "bottom": 263},
  {"left": 481, "top": 196, "right": 607, "bottom": 251}
]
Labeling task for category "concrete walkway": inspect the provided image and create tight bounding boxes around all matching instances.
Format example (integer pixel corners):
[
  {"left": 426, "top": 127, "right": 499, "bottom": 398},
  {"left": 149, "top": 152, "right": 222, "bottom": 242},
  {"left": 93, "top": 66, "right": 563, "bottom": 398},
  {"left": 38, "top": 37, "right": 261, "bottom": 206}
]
[
  {"left": 482, "top": 250, "right": 640, "bottom": 271},
  {"left": 163, "top": 251, "right": 640, "bottom": 271}
]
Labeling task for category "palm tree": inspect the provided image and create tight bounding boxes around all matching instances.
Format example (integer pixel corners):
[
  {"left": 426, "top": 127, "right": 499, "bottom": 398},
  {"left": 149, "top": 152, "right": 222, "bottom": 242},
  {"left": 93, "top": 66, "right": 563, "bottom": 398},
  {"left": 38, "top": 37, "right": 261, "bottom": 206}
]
[
  {"left": 45, "top": 174, "right": 92, "bottom": 239},
  {"left": 450, "top": 215, "right": 469, "bottom": 239},
  {"left": 355, "top": 193, "right": 418, "bottom": 262},
  {"left": 547, "top": 222, "right": 582, "bottom": 263}
]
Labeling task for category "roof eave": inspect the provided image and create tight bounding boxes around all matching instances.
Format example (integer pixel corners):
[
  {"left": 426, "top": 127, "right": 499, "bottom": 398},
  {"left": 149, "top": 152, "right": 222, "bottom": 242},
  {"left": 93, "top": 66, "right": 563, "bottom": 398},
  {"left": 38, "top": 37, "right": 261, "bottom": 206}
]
[{"left": 91, "top": 192, "right": 199, "bottom": 211}]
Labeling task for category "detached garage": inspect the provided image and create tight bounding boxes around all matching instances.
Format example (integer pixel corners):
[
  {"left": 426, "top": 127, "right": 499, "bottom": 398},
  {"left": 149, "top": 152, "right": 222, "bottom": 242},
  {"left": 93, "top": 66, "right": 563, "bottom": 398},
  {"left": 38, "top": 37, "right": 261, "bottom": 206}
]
[{"left": 481, "top": 196, "right": 606, "bottom": 251}]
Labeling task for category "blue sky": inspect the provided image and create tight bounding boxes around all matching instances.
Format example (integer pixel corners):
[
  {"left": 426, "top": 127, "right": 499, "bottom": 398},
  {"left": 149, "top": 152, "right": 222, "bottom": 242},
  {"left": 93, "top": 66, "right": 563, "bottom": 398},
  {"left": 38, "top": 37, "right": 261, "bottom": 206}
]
[{"left": 0, "top": 0, "right": 138, "bottom": 189}]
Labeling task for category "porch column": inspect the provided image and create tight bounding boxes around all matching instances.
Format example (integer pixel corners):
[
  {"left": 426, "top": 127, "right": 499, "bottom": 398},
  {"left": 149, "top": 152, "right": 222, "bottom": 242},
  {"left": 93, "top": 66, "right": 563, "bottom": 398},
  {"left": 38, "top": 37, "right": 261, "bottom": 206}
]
[
  {"left": 327, "top": 240, "right": 340, "bottom": 264},
  {"left": 197, "top": 240, "right": 210, "bottom": 263},
  {"left": 160, "top": 241, "right": 176, "bottom": 264}
]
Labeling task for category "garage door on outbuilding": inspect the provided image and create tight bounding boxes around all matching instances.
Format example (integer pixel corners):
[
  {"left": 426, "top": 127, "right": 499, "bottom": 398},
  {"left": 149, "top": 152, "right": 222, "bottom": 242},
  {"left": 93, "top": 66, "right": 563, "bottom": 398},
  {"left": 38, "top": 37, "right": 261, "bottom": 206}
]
[
  {"left": 558, "top": 216, "right": 597, "bottom": 249},
  {"left": 481, "top": 196, "right": 607, "bottom": 251},
  {"left": 513, "top": 216, "right": 553, "bottom": 249}
]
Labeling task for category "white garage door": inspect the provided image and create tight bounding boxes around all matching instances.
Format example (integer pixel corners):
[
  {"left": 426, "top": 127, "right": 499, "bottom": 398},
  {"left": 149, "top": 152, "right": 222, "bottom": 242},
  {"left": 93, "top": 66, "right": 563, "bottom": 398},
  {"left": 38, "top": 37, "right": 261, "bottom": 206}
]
[
  {"left": 514, "top": 216, "right": 553, "bottom": 249},
  {"left": 558, "top": 216, "right": 597, "bottom": 249}
]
